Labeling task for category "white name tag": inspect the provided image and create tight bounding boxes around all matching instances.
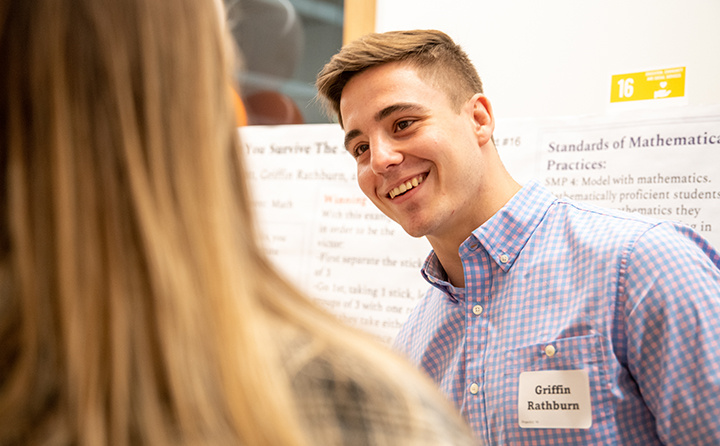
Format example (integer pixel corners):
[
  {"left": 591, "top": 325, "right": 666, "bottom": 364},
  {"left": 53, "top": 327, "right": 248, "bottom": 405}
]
[{"left": 518, "top": 370, "right": 592, "bottom": 429}]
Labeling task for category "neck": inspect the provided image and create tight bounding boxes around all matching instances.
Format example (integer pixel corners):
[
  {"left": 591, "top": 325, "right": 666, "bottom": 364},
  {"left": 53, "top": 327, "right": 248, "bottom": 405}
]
[
  {"left": 431, "top": 241, "right": 468, "bottom": 287},
  {"left": 427, "top": 172, "right": 521, "bottom": 288}
]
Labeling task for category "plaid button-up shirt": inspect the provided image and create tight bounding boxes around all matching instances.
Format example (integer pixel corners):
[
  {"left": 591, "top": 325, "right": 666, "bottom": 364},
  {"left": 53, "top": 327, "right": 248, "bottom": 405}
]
[{"left": 394, "top": 180, "right": 720, "bottom": 445}]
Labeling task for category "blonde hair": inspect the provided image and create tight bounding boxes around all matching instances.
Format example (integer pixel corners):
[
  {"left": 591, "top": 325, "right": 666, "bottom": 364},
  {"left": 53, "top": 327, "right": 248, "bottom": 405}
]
[
  {"left": 0, "top": 1, "right": 468, "bottom": 445},
  {"left": 316, "top": 29, "right": 485, "bottom": 127}
]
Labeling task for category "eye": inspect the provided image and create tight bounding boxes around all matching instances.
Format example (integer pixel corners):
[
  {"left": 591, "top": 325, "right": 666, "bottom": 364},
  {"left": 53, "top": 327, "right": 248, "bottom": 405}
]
[
  {"left": 395, "top": 119, "right": 415, "bottom": 132},
  {"left": 353, "top": 143, "right": 369, "bottom": 158}
]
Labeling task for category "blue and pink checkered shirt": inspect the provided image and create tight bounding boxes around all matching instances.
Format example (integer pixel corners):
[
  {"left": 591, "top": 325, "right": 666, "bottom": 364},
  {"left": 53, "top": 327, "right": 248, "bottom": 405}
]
[{"left": 394, "top": 180, "right": 720, "bottom": 445}]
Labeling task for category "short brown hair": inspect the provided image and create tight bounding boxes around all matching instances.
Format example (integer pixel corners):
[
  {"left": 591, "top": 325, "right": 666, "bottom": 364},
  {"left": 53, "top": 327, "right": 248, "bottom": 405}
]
[{"left": 316, "top": 29, "right": 484, "bottom": 127}]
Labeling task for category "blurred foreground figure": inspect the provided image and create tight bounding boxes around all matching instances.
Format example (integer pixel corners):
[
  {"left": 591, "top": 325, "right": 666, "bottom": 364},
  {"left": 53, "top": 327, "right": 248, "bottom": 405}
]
[{"left": 0, "top": 2, "right": 477, "bottom": 445}]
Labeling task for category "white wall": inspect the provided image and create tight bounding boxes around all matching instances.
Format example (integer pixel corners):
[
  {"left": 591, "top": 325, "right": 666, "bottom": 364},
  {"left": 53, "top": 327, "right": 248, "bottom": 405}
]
[{"left": 376, "top": 0, "right": 720, "bottom": 120}]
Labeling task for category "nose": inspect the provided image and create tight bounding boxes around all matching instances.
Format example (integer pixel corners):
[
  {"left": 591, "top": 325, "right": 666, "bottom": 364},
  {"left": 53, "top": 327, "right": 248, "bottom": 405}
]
[{"left": 370, "top": 137, "right": 403, "bottom": 174}]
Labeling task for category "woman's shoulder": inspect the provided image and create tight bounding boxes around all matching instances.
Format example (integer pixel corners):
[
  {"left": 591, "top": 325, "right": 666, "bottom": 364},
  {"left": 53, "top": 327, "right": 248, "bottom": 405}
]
[{"left": 278, "top": 327, "right": 479, "bottom": 446}]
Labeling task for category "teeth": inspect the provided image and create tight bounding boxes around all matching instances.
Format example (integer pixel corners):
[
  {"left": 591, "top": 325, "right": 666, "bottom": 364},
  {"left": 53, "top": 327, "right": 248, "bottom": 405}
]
[{"left": 389, "top": 175, "right": 424, "bottom": 199}]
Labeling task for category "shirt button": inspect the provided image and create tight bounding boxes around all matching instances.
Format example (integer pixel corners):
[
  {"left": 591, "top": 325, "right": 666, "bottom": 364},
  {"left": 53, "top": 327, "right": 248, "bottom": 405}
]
[
  {"left": 545, "top": 344, "right": 556, "bottom": 357},
  {"left": 469, "top": 383, "right": 479, "bottom": 394},
  {"left": 472, "top": 305, "right": 483, "bottom": 315},
  {"left": 469, "top": 242, "right": 479, "bottom": 250},
  {"left": 499, "top": 254, "right": 509, "bottom": 264}
]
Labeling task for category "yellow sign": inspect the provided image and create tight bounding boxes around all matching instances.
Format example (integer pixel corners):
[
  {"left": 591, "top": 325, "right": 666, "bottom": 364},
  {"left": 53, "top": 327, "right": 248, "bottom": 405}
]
[{"left": 610, "top": 67, "right": 685, "bottom": 103}]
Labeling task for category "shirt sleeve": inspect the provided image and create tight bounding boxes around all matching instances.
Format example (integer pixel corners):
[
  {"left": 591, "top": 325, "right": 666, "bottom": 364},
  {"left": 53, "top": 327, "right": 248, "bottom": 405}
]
[{"left": 622, "top": 222, "right": 720, "bottom": 445}]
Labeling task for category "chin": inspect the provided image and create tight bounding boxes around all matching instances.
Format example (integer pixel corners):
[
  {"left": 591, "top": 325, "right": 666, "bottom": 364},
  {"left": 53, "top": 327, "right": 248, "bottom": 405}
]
[{"left": 399, "top": 222, "right": 430, "bottom": 239}]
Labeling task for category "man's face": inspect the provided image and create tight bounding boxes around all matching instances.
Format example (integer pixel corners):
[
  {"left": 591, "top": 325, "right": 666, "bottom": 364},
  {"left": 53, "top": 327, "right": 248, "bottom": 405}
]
[{"left": 340, "top": 62, "right": 492, "bottom": 243}]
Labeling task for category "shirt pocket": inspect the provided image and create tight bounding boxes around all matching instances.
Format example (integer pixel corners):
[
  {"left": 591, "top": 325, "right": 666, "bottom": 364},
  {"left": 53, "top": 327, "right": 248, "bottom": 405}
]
[{"left": 499, "top": 335, "right": 614, "bottom": 443}]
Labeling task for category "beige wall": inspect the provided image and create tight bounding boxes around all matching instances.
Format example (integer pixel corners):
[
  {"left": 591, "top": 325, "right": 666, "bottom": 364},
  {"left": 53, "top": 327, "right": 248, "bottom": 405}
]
[{"left": 343, "top": 0, "right": 376, "bottom": 44}]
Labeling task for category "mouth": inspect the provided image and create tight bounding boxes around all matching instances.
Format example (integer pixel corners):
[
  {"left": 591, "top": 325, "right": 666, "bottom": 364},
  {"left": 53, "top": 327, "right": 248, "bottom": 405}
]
[{"left": 388, "top": 173, "right": 427, "bottom": 199}]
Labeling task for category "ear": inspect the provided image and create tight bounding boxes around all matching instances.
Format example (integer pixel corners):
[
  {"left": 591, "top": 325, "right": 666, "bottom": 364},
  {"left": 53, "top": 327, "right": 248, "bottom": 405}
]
[{"left": 468, "top": 93, "right": 495, "bottom": 147}]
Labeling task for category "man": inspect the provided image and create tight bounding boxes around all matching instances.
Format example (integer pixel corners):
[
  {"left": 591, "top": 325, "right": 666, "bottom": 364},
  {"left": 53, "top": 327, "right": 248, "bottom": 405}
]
[{"left": 316, "top": 29, "right": 720, "bottom": 445}]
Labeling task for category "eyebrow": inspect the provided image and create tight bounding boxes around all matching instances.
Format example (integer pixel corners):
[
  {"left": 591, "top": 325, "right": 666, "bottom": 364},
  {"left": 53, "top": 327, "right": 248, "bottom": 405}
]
[
  {"left": 344, "top": 129, "right": 362, "bottom": 151},
  {"left": 343, "top": 102, "right": 430, "bottom": 150},
  {"left": 375, "top": 102, "right": 428, "bottom": 122}
]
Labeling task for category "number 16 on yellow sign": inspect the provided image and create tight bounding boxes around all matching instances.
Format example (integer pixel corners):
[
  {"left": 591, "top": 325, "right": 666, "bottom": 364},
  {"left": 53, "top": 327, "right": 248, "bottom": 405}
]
[{"left": 611, "top": 67, "right": 685, "bottom": 103}]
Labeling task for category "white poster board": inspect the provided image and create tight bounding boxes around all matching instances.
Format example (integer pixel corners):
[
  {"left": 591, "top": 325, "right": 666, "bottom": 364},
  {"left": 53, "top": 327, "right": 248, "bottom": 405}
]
[
  {"left": 496, "top": 106, "right": 720, "bottom": 235},
  {"left": 241, "top": 125, "right": 430, "bottom": 345}
]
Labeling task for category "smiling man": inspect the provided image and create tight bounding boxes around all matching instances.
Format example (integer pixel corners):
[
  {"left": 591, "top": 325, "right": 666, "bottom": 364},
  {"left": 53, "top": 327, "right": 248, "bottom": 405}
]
[
  {"left": 316, "top": 30, "right": 720, "bottom": 445},
  {"left": 339, "top": 60, "right": 520, "bottom": 287}
]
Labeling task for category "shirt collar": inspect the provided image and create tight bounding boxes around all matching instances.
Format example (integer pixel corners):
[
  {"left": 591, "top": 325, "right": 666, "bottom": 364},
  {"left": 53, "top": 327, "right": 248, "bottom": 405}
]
[
  {"left": 421, "top": 250, "right": 466, "bottom": 302},
  {"left": 421, "top": 180, "right": 556, "bottom": 297},
  {"left": 473, "top": 179, "right": 556, "bottom": 272}
]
